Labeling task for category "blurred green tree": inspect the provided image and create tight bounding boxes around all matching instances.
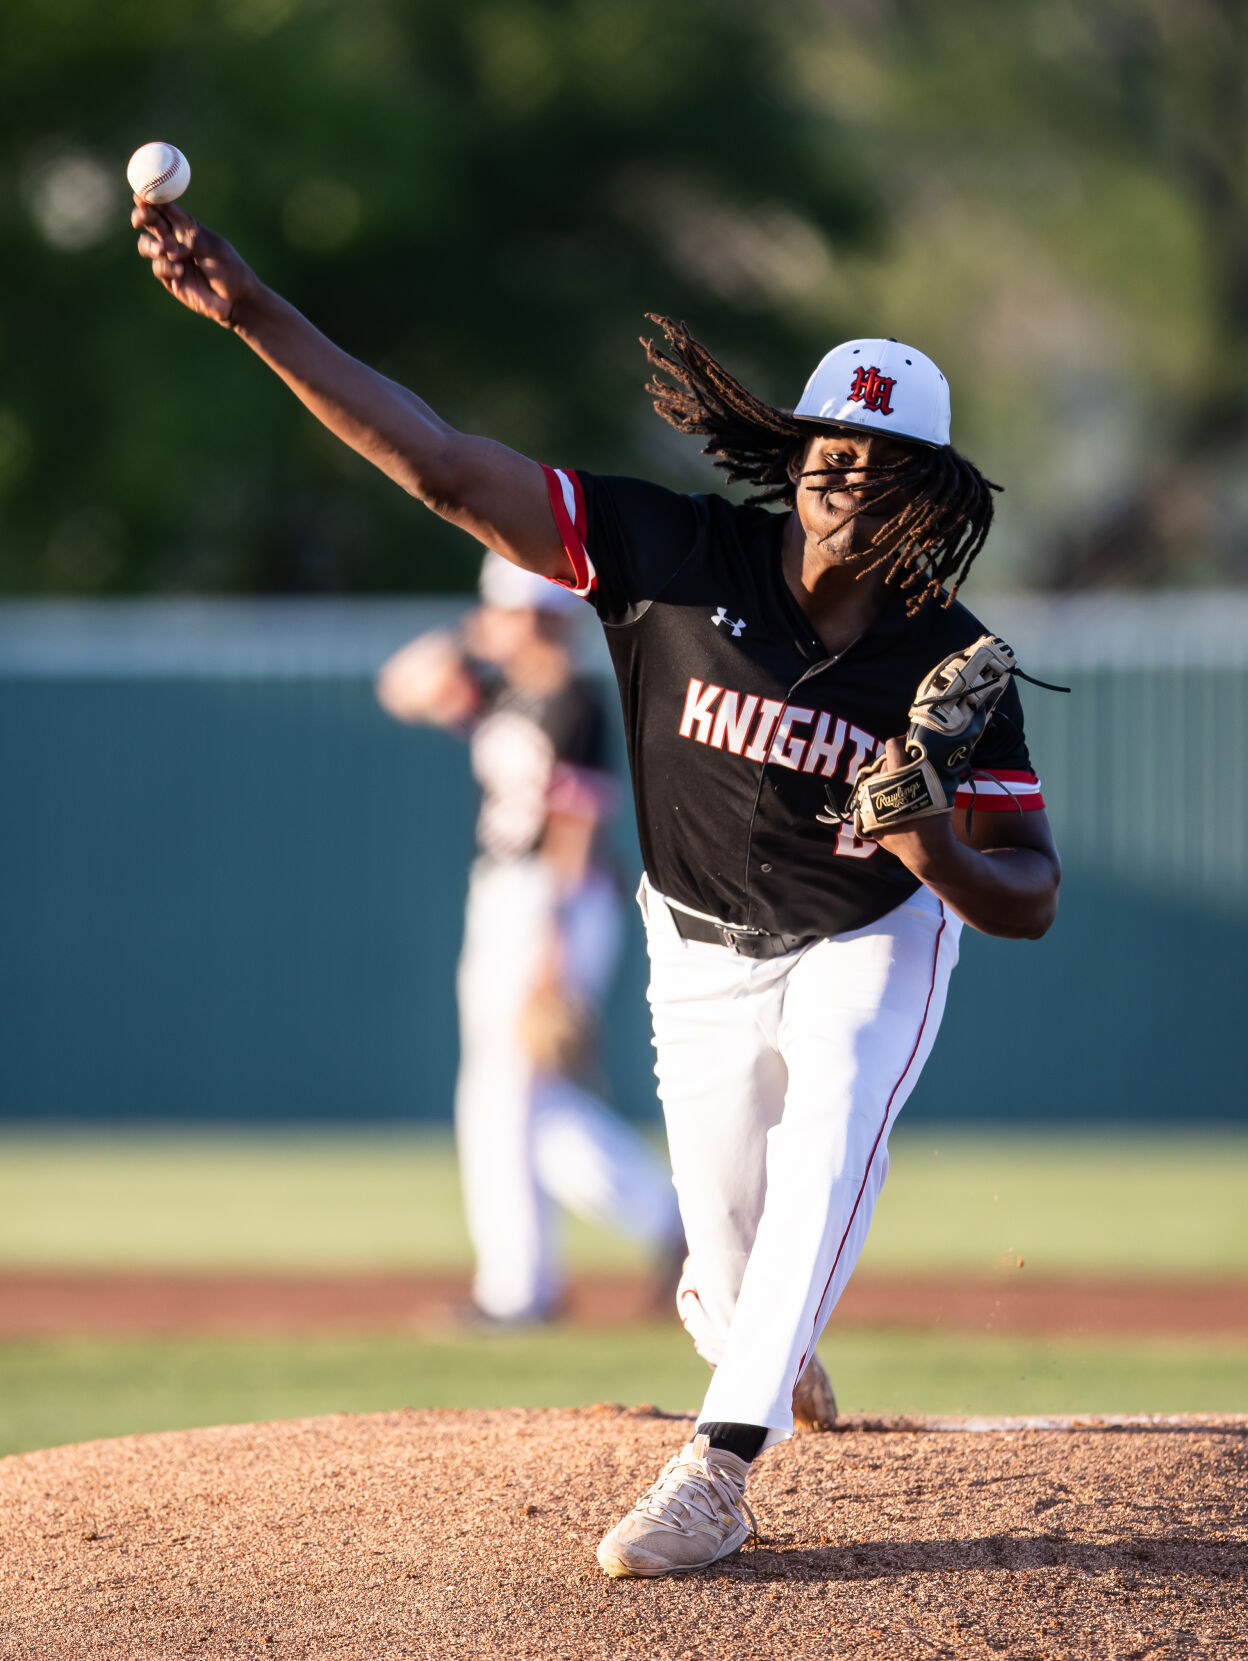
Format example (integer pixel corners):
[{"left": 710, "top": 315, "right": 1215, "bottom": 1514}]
[
  {"left": 795, "top": 0, "right": 1248, "bottom": 589},
  {"left": 0, "top": 0, "right": 868, "bottom": 593}
]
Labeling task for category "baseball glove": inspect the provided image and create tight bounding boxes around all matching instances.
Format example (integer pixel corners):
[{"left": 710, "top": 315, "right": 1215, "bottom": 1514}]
[
  {"left": 517, "top": 981, "right": 596, "bottom": 1077},
  {"left": 839, "top": 633, "right": 1017, "bottom": 838}
]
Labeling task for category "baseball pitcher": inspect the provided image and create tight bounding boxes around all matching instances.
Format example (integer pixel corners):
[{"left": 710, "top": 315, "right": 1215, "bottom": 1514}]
[{"left": 133, "top": 202, "right": 1061, "bottom": 1579}]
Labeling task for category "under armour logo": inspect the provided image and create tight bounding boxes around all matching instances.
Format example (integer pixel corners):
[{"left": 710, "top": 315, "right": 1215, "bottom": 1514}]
[
  {"left": 712, "top": 607, "right": 747, "bottom": 637},
  {"left": 848, "top": 365, "right": 896, "bottom": 416}
]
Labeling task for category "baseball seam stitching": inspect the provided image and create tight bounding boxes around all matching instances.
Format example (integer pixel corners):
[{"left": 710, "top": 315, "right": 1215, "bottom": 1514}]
[{"left": 140, "top": 160, "right": 182, "bottom": 196}]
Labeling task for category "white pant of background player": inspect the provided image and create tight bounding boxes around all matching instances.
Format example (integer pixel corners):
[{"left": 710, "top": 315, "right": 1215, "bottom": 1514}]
[
  {"left": 640, "top": 875, "right": 962, "bottom": 1448},
  {"left": 456, "top": 856, "right": 680, "bottom": 1321}
]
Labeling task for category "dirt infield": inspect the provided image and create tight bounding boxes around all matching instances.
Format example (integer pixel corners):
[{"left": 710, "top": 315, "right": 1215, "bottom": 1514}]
[
  {"left": 0, "top": 1408, "right": 1244, "bottom": 1659},
  {"left": 0, "top": 1268, "right": 1244, "bottom": 1339}
]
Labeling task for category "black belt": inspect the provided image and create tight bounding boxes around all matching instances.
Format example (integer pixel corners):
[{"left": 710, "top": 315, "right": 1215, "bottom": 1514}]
[{"left": 666, "top": 903, "right": 817, "bottom": 959}]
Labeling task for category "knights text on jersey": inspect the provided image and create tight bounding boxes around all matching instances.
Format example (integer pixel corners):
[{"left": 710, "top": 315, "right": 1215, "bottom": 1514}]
[{"left": 540, "top": 466, "right": 1045, "bottom": 939}]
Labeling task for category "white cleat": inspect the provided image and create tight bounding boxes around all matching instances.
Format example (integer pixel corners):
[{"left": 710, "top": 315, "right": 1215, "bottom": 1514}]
[
  {"left": 596, "top": 1434, "right": 756, "bottom": 1578},
  {"left": 792, "top": 1353, "right": 838, "bottom": 1433}
]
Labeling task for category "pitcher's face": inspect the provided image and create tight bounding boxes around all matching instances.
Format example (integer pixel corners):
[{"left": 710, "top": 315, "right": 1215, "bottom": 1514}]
[{"left": 788, "top": 429, "right": 919, "bottom": 566}]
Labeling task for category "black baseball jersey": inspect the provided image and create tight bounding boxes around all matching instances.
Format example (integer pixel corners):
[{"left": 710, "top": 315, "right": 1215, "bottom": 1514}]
[
  {"left": 470, "top": 673, "right": 616, "bottom": 862},
  {"left": 540, "top": 465, "right": 1045, "bottom": 939}
]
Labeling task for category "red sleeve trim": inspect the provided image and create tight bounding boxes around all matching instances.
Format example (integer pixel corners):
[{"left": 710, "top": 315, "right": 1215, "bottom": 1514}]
[
  {"left": 954, "top": 770, "right": 1045, "bottom": 813},
  {"left": 541, "top": 465, "right": 597, "bottom": 598},
  {"left": 958, "top": 794, "right": 1046, "bottom": 813}
]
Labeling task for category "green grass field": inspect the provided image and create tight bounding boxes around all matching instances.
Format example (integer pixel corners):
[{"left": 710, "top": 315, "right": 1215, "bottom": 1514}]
[
  {"left": 1, "top": 1328, "right": 1244, "bottom": 1461},
  {"left": 1, "top": 1128, "right": 1245, "bottom": 1275},
  {"left": 0, "top": 1129, "right": 1244, "bottom": 1458}
]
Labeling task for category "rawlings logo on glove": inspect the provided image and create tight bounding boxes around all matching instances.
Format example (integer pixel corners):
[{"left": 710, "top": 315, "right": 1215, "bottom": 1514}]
[{"left": 837, "top": 634, "right": 1018, "bottom": 838}]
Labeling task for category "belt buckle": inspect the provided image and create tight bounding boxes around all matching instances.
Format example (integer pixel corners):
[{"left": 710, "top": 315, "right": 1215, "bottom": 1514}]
[{"left": 721, "top": 924, "right": 764, "bottom": 955}]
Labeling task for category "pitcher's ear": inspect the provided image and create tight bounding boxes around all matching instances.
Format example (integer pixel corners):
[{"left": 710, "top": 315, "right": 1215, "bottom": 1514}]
[{"left": 785, "top": 442, "right": 807, "bottom": 485}]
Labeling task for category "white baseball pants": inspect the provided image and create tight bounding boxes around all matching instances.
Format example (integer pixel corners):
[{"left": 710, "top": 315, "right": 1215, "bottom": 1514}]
[
  {"left": 639, "top": 874, "right": 961, "bottom": 1448},
  {"left": 456, "top": 857, "right": 680, "bottom": 1321}
]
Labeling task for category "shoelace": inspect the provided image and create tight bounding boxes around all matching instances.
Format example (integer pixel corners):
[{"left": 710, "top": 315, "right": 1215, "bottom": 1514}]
[{"left": 633, "top": 1451, "right": 758, "bottom": 1542}]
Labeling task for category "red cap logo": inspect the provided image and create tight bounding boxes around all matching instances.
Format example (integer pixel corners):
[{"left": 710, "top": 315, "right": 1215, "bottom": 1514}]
[{"left": 847, "top": 365, "right": 896, "bottom": 416}]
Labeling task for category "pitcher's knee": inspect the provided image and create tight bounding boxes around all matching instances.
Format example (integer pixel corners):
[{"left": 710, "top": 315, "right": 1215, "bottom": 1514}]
[{"left": 676, "top": 1265, "right": 729, "bottom": 1364}]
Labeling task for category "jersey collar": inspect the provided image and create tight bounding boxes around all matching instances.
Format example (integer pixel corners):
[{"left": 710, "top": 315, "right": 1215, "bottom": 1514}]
[{"left": 766, "top": 523, "right": 921, "bottom": 669}]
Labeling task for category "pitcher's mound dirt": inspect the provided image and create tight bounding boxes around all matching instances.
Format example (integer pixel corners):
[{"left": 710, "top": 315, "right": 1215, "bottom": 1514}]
[{"left": 1, "top": 1408, "right": 1244, "bottom": 1660}]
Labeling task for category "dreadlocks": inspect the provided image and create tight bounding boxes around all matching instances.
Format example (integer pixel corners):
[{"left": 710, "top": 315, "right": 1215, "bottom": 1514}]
[{"left": 641, "top": 314, "right": 1001, "bottom": 613}]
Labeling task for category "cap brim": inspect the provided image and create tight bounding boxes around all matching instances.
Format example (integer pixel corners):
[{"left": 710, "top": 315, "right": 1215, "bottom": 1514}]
[{"left": 787, "top": 413, "right": 947, "bottom": 451}]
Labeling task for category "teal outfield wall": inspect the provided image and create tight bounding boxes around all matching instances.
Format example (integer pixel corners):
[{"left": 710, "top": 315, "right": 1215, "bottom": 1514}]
[{"left": 1, "top": 596, "right": 1245, "bottom": 1126}]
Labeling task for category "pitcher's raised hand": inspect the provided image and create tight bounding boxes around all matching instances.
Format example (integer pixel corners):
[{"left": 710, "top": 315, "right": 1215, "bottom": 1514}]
[{"left": 132, "top": 198, "right": 260, "bottom": 328}]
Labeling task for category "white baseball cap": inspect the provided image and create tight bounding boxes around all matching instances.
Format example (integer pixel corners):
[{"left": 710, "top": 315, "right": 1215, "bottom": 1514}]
[
  {"left": 793, "top": 338, "right": 951, "bottom": 448},
  {"left": 478, "top": 549, "right": 581, "bottom": 614}
]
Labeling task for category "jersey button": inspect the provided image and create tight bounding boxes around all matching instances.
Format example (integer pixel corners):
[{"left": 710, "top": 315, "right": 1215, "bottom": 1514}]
[{"left": 760, "top": 862, "right": 772, "bottom": 873}]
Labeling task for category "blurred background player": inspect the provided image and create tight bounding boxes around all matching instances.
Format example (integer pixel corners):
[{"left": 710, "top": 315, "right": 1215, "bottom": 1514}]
[{"left": 376, "top": 552, "right": 682, "bottom": 1325}]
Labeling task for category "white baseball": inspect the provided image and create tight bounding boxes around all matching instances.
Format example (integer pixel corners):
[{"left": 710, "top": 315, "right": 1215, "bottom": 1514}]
[{"left": 126, "top": 141, "right": 191, "bottom": 205}]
